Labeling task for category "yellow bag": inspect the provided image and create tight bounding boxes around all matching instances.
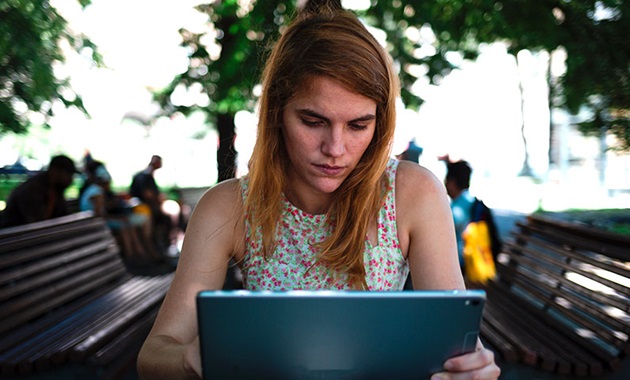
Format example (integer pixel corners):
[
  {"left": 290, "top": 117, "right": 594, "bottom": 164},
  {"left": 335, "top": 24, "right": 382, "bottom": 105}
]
[{"left": 462, "top": 220, "right": 497, "bottom": 285}]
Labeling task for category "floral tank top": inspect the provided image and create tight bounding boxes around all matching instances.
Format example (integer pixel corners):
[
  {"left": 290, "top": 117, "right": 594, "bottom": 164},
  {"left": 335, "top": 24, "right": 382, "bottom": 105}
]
[{"left": 240, "top": 159, "right": 409, "bottom": 290}]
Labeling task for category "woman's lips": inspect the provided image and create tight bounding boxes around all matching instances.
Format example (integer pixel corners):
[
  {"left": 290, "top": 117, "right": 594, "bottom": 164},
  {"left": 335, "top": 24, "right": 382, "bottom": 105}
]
[{"left": 315, "top": 164, "right": 344, "bottom": 176}]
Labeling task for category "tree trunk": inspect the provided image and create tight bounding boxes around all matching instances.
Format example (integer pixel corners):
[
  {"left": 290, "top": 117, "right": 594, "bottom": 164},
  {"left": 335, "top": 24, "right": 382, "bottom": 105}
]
[
  {"left": 516, "top": 56, "right": 533, "bottom": 177},
  {"left": 547, "top": 51, "right": 559, "bottom": 169},
  {"left": 217, "top": 112, "right": 237, "bottom": 182}
]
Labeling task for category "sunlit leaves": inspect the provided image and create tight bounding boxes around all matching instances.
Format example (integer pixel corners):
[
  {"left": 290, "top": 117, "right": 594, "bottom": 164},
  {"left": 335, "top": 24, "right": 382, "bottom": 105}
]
[
  {"left": 154, "top": 0, "right": 628, "bottom": 149},
  {"left": 0, "top": 0, "right": 97, "bottom": 134}
]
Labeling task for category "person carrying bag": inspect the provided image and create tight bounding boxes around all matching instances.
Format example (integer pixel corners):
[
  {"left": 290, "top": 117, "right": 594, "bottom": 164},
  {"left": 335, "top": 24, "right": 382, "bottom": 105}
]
[{"left": 463, "top": 198, "right": 499, "bottom": 285}]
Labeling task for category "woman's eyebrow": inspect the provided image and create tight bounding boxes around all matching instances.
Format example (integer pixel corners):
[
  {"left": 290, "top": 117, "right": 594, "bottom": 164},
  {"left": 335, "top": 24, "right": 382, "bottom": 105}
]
[{"left": 297, "top": 108, "right": 376, "bottom": 123}]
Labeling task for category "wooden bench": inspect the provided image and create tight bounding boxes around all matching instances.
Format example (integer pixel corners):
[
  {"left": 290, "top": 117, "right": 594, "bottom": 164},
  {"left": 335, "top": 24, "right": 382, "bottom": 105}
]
[
  {"left": 480, "top": 213, "right": 630, "bottom": 377},
  {"left": 0, "top": 211, "right": 174, "bottom": 379}
]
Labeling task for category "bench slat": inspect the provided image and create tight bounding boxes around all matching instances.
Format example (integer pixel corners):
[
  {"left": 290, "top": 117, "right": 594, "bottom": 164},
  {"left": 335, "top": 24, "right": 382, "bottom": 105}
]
[
  {"left": 0, "top": 213, "right": 174, "bottom": 377},
  {"left": 0, "top": 235, "right": 118, "bottom": 285},
  {"left": 0, "top": 248, "right": 116, "bottom": 302},
  {"left": 512, "top": 229, "right": 630, "bottom": 297},
  {"left": 70, "top": 274, "right": 173, "bottom": 362},
  {"left": 529, "top": 214, "right": 630, "bottom": 261},
  {"left": 29, "top": 277, "right": 167, "bottom": 372},
  {"left": 502, "top": 244, "right": 630, "bottom": 333},
  {"left": 487, "top": 281, "right": 604, "bottom": 376},
  {"left": 0, "top": 218, "right": 106, "bottom": 259},
  {"left": 0, "top": 211, "right": 95, "bottom": 239},
  {"left": 0, "top": 263, "right": 127, "bottom": 336},
  {"left": 481, "top": 214, "right": 630, "bottom": 377},
  {"left": 88, "top": 305, "right": 159, "bottom": 367}
]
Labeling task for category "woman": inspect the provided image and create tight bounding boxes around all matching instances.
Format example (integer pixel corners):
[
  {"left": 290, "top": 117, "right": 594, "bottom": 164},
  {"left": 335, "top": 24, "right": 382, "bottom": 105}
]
[{"left": 137, "top": 2, "right": 500, "bottom": 379}]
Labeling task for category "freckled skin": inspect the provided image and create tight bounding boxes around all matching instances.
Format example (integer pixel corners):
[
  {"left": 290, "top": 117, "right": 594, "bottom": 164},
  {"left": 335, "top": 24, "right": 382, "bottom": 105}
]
[{"left": 282, "top": 76, "right": 377, "bottom": 214}]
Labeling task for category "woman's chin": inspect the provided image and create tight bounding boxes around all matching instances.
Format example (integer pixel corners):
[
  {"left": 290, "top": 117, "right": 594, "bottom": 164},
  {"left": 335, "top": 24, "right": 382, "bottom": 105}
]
[{"left": 312, "top": 178, "right": 345, "bottom": 194}]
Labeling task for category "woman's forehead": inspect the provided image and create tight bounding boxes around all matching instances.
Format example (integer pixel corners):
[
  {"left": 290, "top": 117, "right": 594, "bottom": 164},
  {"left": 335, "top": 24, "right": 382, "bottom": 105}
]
[{"left": 290, "top": 76, "right": 374, "bottom": 105}]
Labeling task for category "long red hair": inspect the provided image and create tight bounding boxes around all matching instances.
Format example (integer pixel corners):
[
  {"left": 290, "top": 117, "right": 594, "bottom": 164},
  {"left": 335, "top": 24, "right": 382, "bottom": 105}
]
[{"left": 245, "top": 1, "right": 399, "bottom": 289}]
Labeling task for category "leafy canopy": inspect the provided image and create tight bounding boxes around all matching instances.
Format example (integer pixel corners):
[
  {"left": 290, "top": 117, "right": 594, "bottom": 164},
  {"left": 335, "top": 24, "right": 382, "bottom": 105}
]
[
  {"left": 155, "top": 0, "right": 629, "bottom": 149},
  {"left": 0, "top": 0, "right": 101, "bottom": 135}
]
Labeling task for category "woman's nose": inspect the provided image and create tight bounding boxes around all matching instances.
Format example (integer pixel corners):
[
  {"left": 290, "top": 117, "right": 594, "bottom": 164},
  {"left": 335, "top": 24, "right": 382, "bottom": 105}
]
[{"left": 321, "top": 127, "right": 345, "bottom": 157}]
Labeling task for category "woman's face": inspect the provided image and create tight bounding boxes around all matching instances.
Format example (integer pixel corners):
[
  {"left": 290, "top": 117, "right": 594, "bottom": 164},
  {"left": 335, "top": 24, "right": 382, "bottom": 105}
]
[{"left": 281, "top": 76, "right": 377, "bottom": 205}]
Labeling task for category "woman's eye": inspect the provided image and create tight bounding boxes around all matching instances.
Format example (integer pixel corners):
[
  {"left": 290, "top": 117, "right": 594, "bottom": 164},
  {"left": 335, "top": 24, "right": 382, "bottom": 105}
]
[
  {"left": 350, "top": 123, "right": 368, "bottom": 131},
  {"left": 302, "top": 119, "right": 322, "bottom": 127}
]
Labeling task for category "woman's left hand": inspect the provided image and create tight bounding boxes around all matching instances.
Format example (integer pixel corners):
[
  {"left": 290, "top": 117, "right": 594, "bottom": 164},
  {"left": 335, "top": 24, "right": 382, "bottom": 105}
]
[{"left": 431, "top": 345, "right": 501, "bottom": 380}]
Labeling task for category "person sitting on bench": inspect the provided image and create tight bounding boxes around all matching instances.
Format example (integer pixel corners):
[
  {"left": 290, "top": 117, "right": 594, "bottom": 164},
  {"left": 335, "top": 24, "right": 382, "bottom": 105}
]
[{"left": 1, "top": 154, "right": 78, "bottom": 228}]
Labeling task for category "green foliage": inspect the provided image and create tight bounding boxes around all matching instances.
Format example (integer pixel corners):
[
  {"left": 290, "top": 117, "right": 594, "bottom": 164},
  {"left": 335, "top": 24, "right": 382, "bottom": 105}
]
[
  {"left": 154, "top": 0, "right": 628, "bottom": 150},
  {"left": 2, "top": 0, "right": 627, "bottom": 151},
  {"left": 498, "top": 0, "right": 629, "bottom": 150},
  {"left": 154, "top": 0, "right": 296, "bottom": 124},
  {"left": 0, "top": 0, "right": 100, "bottom": 135}
]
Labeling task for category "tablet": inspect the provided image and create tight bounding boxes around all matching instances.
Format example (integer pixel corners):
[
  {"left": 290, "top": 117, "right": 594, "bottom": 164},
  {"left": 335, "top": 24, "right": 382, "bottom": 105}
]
[{"left": 197, "top": 289, "right": 486, "bottom": 380}]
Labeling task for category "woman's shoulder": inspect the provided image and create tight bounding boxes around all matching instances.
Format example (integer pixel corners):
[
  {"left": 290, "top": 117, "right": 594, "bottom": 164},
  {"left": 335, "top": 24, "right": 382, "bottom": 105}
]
[
  {"left": 394, "top": 160, "right": 447, "bottom": 206},
  {"left": 195, "top": 178, "right": 243, "bottom": 211},
  {"left": 395, "top": 160, "right": 442, "bottom": 188},
  {"left": 188, "top": 178, "right": 246, "bottom": 252}
]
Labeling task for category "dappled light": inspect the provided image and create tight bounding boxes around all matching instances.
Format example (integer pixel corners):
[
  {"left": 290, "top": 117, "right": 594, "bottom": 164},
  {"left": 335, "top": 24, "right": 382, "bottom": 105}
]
[
  {"left": 1, "top": 2, "right": 628, "bottom": 380},
  {"left": 1, "top": 1, "right": 627, "bottom": 217}
]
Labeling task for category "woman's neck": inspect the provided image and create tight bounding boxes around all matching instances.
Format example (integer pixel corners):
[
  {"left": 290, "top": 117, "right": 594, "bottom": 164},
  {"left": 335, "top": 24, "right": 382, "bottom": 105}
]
[{"left": 283, "top": 186, "right": 332, "bottom": 215}]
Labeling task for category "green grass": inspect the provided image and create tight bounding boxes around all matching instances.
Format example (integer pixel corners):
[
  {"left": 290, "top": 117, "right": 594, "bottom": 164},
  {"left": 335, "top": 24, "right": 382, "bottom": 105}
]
[
  {"left": 536, "top": 208, "right": 630, "bottom": 236},
  {"left": 1, "top": 176, "right": 82, "bottom": 204}
]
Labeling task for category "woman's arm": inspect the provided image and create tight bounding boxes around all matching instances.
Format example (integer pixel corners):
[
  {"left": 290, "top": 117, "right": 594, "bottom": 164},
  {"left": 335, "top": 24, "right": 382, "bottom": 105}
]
[
  {"left": 137, "top": 179, "right": 245, "bottom": 379},
  {"left": 395, "top": 161, "right": 463, "bottom": 290},
  {"left": 395, "top": 161, "right": 500, "bottom": 379}
]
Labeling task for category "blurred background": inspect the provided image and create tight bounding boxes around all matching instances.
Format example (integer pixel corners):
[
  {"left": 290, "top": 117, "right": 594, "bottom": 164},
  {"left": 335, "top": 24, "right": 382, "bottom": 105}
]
[{"left": 1, "top": 0, "right": 628, "bottom": 216}]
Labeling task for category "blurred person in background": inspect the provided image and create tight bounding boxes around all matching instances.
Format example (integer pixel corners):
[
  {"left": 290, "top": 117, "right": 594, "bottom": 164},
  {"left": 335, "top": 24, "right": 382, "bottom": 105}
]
[
  {"left": 441, "top": 156, "right": 475, "bottom": 272},
  {"left": 80, "top": 160, "right": 161, "bottom": 264},
  {"left": 1, "top": 154, "right": 78, "bottom": 228},
  {"left": 130, "top": 155, "right": 178, "bottom": 254}
]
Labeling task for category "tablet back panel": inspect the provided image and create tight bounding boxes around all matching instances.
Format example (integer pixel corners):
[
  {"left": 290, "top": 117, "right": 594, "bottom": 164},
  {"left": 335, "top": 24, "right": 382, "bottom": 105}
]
[{"left": 197, "top": 290, "right": 485, "bottom": 380}]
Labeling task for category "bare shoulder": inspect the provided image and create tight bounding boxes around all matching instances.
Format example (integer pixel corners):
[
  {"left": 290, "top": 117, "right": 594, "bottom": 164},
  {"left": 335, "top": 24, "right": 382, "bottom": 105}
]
[
  {"left": 394, "top": 162, "right": 461, "bottom": 288},
  {"left": 395, "top": 160, "right": 446, "bottom": 206},
  {"left": 394, "top": 160, "right": 452, "bottom": 240},
  {"left": 193, "top": 178, "right": 243, "bottom": 218},
  {"left": 186, "top": 178, "right": 245, "bottom": 257}
]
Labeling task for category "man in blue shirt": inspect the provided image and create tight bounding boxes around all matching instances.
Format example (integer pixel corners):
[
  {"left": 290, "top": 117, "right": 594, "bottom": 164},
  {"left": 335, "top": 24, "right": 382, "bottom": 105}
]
[{"left": 444, "top": 159, "right": 475, "bottom": 272}]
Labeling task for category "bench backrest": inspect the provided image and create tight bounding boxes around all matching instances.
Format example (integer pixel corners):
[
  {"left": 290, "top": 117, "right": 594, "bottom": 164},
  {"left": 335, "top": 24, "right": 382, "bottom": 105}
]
[
  {"left": 496, "top": 214, "right": 630, "bottom": 365},
  {"left": 0, "top": 212, "right": 128, "bottom": 336}
]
